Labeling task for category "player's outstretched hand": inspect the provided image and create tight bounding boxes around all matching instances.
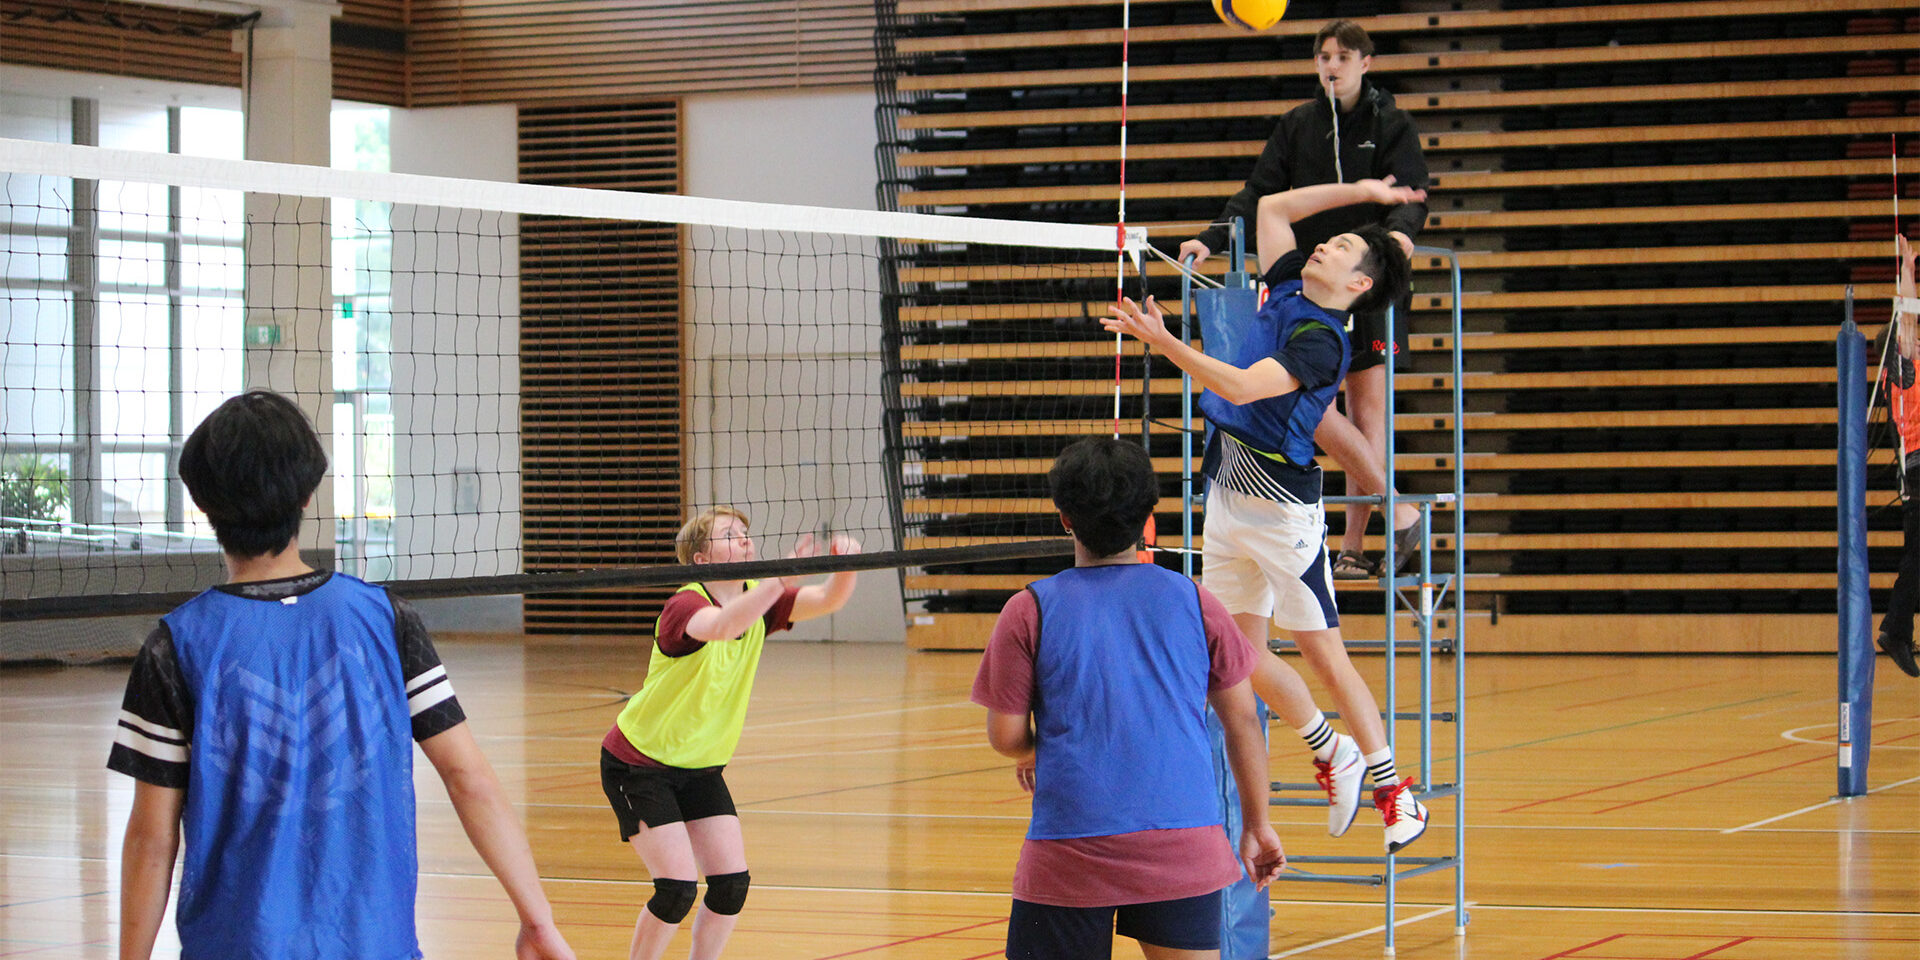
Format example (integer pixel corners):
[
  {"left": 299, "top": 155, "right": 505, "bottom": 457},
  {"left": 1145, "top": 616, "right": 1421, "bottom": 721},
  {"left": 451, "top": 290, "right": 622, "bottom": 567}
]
[
  {"left": 1102, "top": 296, "right": 1171, "bottom": 350},
  {"left": 828, "top": 534, "right": 862, "bottom": 556},
  {"left": 1014, "top": 755, "right": 1036, "bottom": 793},
  {"left": 1239, "top": 825, "right": 1286, "bottom": 890},
  {"left": 1356, "top": 175, "right": 1426, "bottom": 208},
  {"left": 516, "top": 920, "right": 576, "bottom": 960},
  {"left": 789, "top": 533, "right": 820, "bottom": 560}
]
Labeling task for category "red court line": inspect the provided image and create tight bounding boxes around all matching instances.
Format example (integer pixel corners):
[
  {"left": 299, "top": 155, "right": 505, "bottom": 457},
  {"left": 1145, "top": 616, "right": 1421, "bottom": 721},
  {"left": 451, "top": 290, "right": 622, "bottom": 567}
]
[
  {"left": 1681, "top": 936, "right": 1752, "bottom": 959},
  {"left": 1537, "top": 933, "right": 1624, "bottom": 960},
  {"left": 1590, "top": 752, "right": 1828, "bottom": 813},
  {"left": 1502, "top": 713, "right": 1920, "bottom": 814},
  {"left": 804, "top": 917, "right": 1004, "bottom": 960},
  {"left": 1594, "top": 726, "right": 1920, "bottom": 813},
  {"left": 1555, "top": 679, "right": 1723, "bottom": 712},
  {"left": 1499, "top": 741, "right": 1805, "bottom": 813}
]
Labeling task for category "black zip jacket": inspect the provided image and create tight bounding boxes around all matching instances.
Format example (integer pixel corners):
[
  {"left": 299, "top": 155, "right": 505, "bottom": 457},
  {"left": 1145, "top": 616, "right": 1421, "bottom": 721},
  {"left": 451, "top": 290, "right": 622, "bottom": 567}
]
[{"left": 1196, "top": 79, "right": 1430, "bottom": 257}]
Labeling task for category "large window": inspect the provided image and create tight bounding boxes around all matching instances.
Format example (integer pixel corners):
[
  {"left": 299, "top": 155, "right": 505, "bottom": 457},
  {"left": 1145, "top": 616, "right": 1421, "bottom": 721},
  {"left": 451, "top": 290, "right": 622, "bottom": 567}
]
[{"left": 0, "top": 93, "right": 394, "bottom": 573}]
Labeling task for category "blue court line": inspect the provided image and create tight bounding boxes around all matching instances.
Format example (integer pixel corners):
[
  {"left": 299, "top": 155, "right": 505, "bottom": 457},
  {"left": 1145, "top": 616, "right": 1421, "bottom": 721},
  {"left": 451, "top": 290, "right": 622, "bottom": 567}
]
[{"left": 0, "top": 890, "right": 107, "bottom": 910}]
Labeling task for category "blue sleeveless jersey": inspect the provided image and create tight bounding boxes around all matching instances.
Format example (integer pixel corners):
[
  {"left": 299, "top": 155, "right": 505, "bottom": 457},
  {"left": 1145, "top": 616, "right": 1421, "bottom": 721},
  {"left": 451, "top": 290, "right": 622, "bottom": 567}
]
[
  {"left": 164, "top": 574, "right": 421, "bottom": 960},
  {"left": 1026, "top": 564, "right": 1220, "bottom": 839},
  {"left": 1197, "top": 275, "right": 1350, "bottom": 470}
]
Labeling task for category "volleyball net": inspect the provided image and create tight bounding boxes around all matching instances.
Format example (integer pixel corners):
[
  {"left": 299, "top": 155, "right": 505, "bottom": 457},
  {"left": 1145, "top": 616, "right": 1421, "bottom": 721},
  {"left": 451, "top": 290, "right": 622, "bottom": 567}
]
[{"left": 0, "top": 137, "right": 1146, "bottom": 640}]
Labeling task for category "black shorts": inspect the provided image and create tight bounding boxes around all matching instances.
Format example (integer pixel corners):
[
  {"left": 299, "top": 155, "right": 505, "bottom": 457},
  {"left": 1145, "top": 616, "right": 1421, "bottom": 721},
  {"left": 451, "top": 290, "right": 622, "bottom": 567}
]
[
  {"left": 1005, "top": 890, "right": 1223, "bottom": 959},
  {"left": 1346, "top": 291, "right": 1412, "bottom": 374},
  {"left": 600, "top": 747, "right": 737, "bottom": 841}
]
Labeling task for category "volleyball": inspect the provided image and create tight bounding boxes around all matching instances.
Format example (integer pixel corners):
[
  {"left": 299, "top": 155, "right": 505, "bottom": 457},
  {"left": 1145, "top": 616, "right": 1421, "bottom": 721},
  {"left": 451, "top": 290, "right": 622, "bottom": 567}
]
[{"left": 1212, "top": 0, "right": 1288, "bottom": 31}]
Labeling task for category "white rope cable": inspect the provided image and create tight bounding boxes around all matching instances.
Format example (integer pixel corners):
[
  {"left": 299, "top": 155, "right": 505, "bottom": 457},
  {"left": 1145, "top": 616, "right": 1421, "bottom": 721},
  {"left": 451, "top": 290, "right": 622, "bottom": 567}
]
[{"left": 1146, "top": 245, "right": 1225, "bottom": 288}]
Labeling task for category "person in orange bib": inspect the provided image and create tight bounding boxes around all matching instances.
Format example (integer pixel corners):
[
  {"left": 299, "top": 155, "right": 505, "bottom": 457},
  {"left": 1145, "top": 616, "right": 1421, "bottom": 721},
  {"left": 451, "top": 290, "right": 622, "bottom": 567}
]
[{"left": 1877, "top": 234, "right": 1919, "bottom": 677}]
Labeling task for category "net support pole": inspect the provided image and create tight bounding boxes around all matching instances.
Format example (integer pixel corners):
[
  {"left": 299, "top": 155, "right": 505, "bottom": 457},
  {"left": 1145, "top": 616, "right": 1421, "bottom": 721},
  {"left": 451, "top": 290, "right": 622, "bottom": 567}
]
[{"left": 1837, "top": 287, "right": 1873, "bottom": 798}]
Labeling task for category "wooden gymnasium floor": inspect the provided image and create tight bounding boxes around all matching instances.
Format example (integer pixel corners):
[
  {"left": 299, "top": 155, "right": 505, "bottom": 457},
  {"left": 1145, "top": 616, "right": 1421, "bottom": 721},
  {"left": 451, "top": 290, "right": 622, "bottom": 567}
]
[{"left": 4, "top": 640, "right": 1918, "bottom": 959}]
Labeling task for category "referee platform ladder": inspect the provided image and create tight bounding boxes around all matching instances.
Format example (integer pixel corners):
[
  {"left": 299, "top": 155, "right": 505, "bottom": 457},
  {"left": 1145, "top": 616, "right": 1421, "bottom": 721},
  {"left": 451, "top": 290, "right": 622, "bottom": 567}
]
[{"left": 1177, "top": 231, "right": 1468, "bottom": 954}]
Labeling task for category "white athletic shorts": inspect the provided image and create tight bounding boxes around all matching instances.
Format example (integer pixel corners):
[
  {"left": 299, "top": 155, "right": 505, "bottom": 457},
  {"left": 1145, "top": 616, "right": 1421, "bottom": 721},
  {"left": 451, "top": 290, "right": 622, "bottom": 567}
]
[{"left": 1201, "top": 485, "right": 1340, "bottom": 632}]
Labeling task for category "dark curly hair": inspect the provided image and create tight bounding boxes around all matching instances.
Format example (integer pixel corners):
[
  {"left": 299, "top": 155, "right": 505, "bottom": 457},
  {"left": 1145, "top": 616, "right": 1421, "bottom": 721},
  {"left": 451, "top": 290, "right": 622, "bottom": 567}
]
[
  {"left": 180, "top": 391, "right": 327, "bottom": 558},
  {"left": 1047, "top": 437, "right": 1159, "bottom": 558}
]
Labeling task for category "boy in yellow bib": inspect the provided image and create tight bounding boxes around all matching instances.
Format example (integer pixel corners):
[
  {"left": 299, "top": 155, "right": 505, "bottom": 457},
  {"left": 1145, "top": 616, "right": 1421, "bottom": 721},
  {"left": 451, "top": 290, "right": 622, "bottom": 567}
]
[{"left": 600, "top": 506, "right": 859, "bottom": 960}]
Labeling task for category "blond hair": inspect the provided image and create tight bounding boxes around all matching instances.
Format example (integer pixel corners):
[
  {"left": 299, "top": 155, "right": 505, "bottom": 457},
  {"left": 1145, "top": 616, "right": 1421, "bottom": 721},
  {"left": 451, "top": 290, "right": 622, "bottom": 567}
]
[{"left": 675, "top": 506, "right": 749, "bottom": 563}]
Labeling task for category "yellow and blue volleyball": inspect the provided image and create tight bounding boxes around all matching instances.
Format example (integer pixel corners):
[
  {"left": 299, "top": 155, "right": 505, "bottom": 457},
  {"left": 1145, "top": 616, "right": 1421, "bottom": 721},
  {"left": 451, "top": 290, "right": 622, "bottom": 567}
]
[{"left": 1212, "top": 0, "right": 1289, "bottom": 31}]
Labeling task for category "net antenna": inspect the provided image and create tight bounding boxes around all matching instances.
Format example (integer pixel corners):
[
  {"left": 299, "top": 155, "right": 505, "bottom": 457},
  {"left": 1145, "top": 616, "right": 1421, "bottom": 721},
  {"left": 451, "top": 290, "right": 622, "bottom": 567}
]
[{"left": 1868, "top": 136, "right": 1909, "bottom": 493}]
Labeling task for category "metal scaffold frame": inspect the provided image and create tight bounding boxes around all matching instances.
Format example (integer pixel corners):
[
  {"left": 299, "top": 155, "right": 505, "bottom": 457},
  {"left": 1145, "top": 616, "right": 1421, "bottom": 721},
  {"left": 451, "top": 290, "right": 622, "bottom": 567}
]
[{"left": 1179, "top": 228, "right": 1468, "bottom": 954}]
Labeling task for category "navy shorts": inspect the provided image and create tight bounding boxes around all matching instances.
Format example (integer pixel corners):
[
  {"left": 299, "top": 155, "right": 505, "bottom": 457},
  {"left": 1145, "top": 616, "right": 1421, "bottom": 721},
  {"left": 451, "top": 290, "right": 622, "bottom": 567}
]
[{"left": 1005, "top": 890, "right": 1223, "bottom": 959}]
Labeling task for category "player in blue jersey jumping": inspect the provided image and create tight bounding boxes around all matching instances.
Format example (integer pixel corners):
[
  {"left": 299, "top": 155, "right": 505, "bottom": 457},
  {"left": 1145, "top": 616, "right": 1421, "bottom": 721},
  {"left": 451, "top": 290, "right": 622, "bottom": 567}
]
[{"left": 1104, "top": 177, "right": 1429, "bottom": 853}]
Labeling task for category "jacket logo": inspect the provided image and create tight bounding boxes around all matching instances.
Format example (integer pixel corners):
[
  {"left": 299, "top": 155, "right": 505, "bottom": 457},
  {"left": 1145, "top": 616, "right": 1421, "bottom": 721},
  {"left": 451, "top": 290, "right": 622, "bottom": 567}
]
[{"left": 1357, "top": 140, "right": 1376, "bottom": 149}]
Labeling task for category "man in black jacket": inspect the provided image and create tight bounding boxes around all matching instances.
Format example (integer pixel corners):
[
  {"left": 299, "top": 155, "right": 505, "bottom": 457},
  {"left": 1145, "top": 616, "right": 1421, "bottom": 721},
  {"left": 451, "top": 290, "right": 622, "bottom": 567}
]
[{"left": 1180, "top": 19, "right": 1430, "bottom": 581}]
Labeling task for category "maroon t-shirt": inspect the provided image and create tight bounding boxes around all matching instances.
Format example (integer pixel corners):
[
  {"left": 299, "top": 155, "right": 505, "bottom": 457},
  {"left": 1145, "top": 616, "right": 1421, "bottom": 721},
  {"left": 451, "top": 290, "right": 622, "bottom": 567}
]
[
  {"left": 971, "top": 575, "right": 1260, "bottom": 907},
  {"left": 603, "top": 584, "right": 799, "bottom": 768}
]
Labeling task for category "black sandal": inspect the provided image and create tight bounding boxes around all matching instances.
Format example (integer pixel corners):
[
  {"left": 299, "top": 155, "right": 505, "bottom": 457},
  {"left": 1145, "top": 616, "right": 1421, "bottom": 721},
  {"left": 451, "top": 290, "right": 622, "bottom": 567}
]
[{"left": 1331, "top": 550, "right": 1379, "bottom": 581}]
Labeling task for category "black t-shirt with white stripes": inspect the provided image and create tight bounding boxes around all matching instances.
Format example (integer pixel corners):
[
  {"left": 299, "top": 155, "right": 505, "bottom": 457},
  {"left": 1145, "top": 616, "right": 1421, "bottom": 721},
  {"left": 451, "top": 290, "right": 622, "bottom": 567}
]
[{"left": 106, "top": 570, "right": 466, "bottom": 789}]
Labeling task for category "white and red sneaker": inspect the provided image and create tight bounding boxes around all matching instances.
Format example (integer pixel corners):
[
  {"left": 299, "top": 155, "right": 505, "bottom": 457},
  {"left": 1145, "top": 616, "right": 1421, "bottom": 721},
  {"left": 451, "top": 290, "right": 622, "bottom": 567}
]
[
  {"left": 1313, "top": 734, "right": 1363, "bottom": 837},
  {"left": 1374, "top": 779, "right": 1429, "bottom": 853}
]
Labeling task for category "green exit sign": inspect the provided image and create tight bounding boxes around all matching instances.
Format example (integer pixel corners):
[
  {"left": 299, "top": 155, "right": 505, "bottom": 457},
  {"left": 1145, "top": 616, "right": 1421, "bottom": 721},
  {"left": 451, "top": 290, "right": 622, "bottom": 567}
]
[{"left": 244, "top": 323, "right": 281, "bottom": 346}]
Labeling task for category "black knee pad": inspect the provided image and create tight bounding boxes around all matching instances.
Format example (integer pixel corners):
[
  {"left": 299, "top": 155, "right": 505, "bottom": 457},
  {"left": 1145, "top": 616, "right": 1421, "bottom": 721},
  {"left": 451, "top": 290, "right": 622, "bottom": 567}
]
[
  {"left": 647, "top": 877, "right": 698, "bottom": 923},
  {"left": 703, "top": 871, "right": 750, "bottom": 916}
]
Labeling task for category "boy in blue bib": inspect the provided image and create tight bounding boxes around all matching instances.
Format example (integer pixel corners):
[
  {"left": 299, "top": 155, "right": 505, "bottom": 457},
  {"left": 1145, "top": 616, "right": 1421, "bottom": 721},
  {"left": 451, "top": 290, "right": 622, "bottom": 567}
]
[
  {"left": 109, "top": 391, "right": 573, "bottom": 960},
  {"left": 973, "top": 438, "right": 1284, "bottom": 959}
]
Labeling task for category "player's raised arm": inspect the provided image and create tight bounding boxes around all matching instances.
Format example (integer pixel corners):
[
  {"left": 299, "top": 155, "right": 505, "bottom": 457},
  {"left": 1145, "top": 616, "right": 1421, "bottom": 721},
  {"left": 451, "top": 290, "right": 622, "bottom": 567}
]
[
  {"left": 1256, "top": 178, "right": 1427, "bottom": 278},
  {"left": 789, "top": 534, "right": 862, "bottom": 622}
]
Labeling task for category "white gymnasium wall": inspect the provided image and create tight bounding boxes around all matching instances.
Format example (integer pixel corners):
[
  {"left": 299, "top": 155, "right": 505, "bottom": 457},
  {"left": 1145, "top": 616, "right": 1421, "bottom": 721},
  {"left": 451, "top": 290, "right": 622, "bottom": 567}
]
[
  {"left": 386, "top": 105, "right": 523, "bottom": 629},
  {"left": 683, "top": 87, "right": 904, "bottom": 643}
]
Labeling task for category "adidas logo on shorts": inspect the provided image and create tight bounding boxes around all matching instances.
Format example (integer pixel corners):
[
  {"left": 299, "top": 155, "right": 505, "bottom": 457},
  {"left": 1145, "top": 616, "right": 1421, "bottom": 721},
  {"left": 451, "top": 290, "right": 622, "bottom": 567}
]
[{"left": 1295, "top": 539, "right": 1308, "bottom": 549}]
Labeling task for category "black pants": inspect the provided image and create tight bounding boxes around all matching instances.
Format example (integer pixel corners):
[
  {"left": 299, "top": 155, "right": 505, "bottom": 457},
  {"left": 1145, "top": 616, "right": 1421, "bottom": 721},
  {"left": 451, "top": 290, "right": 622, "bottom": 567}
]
[{"left": 1883, "top": 492, "right": 1920, "bottom": 645}]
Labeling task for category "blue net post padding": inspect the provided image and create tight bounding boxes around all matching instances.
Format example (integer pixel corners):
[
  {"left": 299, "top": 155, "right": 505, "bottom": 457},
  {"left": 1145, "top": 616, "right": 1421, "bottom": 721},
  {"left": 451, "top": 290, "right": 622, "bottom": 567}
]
[
  {"left": 1837, "top": 296, "right": 1874, "bottom": 798},
  {"left": 1207, "top": 698, "right": 1270, "bottom": 960}
]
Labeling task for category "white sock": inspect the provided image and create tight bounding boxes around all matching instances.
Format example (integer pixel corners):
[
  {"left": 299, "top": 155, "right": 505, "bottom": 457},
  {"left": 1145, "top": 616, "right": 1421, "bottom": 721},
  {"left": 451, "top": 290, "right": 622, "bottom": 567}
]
[
  {"left": 1364, "top": 748, "right": 1399, "bottom": 786},
  {"left": 1295, "top": 711, "right": 1337, "bottom": 761}
]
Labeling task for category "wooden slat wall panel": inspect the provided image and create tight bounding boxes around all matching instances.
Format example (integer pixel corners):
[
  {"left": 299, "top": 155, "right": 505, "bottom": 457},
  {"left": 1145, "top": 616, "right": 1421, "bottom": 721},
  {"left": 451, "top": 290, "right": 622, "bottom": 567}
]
[
  {"left": 0, "top": 0, "right": 403, "bottom": 106},
  {"left": 335, "top": 0, "right": 406, "bottom": 104},
  {"left": 334, "top": 47, "right": 406, "bottom": 106},
  {"left": 876, "top": 0, "right": 1920, "bottom": 638},
  {"left": 409, "top": 0, "right": 876, "bottom": 105},
  {"left": 341, "top": 0, "right": 407, "bottom": 29},
  {"left": 0, "top": 0, "right": 241, "bottom": 88},
  {"left": 518, "top": 102, "right": 685, "bottom": 635}
]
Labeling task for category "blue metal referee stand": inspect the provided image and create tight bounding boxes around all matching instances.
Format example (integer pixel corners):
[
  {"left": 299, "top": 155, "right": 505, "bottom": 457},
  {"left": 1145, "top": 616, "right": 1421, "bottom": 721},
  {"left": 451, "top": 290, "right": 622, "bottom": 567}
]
[{"left": 1179, "top": 223, "right": 1468, "bottom": 955}]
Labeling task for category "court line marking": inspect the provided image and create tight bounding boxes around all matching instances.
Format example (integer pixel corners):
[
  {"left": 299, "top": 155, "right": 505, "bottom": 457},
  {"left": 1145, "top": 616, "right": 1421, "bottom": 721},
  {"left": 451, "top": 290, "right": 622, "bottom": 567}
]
[
  {"left": 1466, "top": 693, "right": 1795, "bottom": 758},
  {"left": 1722, "top": 772, "right": 1920, "bottom": 833},
  {"left": 1782, "top": 716, "right": 1920, "bottom": 751},
  {"left": 1737, "top": 696, "right": 1829, "bottom": 721},
  {"left": 1268, "top": 904, "right": 1460, "bottom": 958}
]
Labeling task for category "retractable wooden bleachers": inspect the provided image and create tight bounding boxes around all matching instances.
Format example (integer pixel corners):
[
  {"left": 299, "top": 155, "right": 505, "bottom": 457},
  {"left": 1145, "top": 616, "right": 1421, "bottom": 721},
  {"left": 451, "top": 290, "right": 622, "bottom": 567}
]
[{"left": 874, "top": 0, "right": 1920, "bottom": 652}]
